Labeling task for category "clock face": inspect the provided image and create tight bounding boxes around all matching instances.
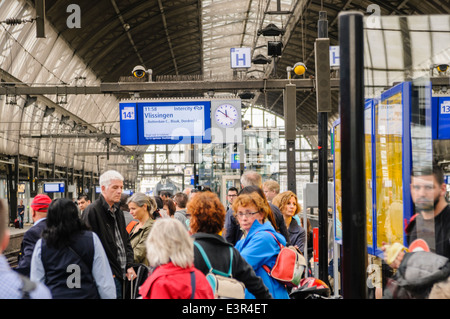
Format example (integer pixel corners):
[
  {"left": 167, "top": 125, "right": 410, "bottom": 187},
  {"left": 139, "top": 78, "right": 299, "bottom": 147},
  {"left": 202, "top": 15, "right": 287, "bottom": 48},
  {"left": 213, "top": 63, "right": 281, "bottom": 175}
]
[{"left": 214, "top": 103, "right": 238, "bottom": 128}]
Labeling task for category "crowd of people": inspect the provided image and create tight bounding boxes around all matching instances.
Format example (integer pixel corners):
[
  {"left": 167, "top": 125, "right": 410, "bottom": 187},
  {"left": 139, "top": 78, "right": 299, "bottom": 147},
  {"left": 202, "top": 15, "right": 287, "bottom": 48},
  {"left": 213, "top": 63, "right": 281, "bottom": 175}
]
[
  {"left": 1, "top": 165, "right": 449, "bottom": 299},
  {"left": 0, "top": 169, "right": 310, "bottom": 299}
]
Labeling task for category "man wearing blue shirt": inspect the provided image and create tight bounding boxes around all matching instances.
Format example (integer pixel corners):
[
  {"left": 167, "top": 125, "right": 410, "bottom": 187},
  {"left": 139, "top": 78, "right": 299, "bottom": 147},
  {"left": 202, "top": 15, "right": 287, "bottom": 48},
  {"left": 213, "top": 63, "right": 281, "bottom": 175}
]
[{"left": 0, "top": 199, "right": 51, "bottom": 299}]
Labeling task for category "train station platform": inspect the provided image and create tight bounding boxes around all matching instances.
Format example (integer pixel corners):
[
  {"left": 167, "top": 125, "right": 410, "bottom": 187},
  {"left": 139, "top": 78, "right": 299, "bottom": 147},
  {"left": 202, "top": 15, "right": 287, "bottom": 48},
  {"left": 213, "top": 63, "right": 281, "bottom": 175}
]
[
  {"left": 7, "top": 224, "right": 32, "bottom": 236},
  {"left": 4, "top": 223, "right": 32, "bottom": 267}
]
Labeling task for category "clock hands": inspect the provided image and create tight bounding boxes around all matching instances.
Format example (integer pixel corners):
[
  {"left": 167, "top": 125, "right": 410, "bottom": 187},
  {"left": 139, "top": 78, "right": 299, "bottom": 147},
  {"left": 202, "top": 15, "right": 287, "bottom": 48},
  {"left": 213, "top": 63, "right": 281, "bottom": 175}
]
[{"left": 218, "top": 110, "right": 230, "bottom": 118}]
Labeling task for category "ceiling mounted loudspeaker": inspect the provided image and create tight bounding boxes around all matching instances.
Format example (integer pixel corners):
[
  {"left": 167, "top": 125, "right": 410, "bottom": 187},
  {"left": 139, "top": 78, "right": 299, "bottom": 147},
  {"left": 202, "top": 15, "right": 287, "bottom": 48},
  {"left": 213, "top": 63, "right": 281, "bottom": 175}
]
[
  {"left": 43, "top": 105, "right": 55, "bottom": 117},
  {"left": 258, "top": 23, "right": 285, "bottom": 37},
  {"left": 267, "top": 41, "right": 282, "bottom": 57},
  {"left": 238, "top": 91, "right": 255, "bottom": 99},
  {"left": 252, "top": 54, "right": 271, "bottom": 65},
  {"left": 24, "top": 95, "right": 37, "bottom": 107}
]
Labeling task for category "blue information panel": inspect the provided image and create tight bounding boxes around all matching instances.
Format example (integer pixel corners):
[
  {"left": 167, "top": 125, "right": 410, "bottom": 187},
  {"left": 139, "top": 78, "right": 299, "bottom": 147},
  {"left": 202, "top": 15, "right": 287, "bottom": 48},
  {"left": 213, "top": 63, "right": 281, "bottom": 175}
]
[
  {"left": 120, "top": 100, "right": 211, "bottom": 145},
  {"left": 437, "top": 97, "right": 450, "bottom": 139},
  {"left": 44, "top": 182, "right": 65, "bottom": 193},
  {"left": 120, "top": 102, "right": 138, "bottom": 145},
  {"left": 231, "top": 153, "right": 240, "bottom": 169}
]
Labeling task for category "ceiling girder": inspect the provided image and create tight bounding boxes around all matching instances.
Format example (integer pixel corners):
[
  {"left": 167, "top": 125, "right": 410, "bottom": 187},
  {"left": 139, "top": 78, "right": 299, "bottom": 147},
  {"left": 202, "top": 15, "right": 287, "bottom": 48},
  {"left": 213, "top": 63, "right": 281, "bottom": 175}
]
[{"left": 2, "top": 77, "right": 449, "bottom": 95}]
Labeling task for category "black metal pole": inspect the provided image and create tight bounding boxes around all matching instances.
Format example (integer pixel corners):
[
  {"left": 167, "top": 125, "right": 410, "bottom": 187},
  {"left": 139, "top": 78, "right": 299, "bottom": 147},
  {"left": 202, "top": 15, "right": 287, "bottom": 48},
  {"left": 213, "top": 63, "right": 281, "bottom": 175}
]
[
  {"left": 317, "top": 10, "right": 329, "bottom": 286},
  {"left": 284, "top": 84, "right": 297, "bottom": 193},
  {"left": 338, "top": 11, "right": 368, "bottom": 299}
]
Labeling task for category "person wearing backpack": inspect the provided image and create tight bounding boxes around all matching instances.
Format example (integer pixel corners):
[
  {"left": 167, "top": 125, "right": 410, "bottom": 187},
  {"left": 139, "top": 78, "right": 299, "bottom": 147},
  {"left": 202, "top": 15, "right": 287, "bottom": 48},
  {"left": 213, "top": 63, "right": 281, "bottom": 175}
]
[
  {"left": 188, "top": 191, "right": 272, "bottom": 299},
  {"left": 233, "top": 193, "right": 289, "bottom": 299},
  {"left": 139, "top": 218, "right": 213, "bottom": 299}
]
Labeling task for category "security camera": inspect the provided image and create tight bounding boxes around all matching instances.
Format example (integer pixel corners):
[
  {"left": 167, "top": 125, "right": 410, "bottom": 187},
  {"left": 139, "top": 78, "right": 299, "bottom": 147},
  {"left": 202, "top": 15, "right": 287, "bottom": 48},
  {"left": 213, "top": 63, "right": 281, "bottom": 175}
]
[
  {"left": 132, "top": 65, "right": 147, "bottom": 78},
  {"left": 436, "top": 64, "right": 449, "bottom": 73}
]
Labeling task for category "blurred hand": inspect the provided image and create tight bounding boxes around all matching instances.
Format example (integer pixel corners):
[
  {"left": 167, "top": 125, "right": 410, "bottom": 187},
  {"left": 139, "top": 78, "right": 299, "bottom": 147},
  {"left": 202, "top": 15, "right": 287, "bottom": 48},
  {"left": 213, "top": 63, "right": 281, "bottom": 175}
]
[
  {"left": 126, "top": 267, "right": 137, "bottom": 281},
  {"left": 381, "top": 242, "right": 406, "bottom": 269}
]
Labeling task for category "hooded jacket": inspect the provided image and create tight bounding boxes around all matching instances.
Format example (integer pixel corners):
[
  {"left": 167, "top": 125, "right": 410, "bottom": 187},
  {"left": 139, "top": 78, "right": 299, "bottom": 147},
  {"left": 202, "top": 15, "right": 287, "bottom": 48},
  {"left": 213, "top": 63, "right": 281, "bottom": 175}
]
[{"left": 235, "top": 220, "right": 290, "bottom": 299}]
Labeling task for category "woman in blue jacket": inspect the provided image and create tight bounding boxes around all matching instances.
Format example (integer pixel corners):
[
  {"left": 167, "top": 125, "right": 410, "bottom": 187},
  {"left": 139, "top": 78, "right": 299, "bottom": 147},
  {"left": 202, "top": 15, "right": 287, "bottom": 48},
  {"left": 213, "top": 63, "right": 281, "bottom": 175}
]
[{"left": 233, "top": 192, "right": 289, "bottom": 299}]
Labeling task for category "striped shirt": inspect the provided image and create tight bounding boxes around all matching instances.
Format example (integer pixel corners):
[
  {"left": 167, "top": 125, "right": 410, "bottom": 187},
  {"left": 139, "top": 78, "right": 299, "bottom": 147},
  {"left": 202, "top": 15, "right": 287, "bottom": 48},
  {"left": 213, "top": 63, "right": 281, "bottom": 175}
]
[
  {"left": 108, "top": 205, "right": 127, "bottom": 276},
  {"left": 0, "top": 255, "right": 51, "bottom": 299}
]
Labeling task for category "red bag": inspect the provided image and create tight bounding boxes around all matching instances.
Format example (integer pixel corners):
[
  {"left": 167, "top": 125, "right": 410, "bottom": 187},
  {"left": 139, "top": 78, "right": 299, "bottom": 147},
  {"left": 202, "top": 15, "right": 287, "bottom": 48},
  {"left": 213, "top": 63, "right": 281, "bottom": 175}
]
[
  {"left": 262, "top": 231, "right": 306, "bottom": 287},
  {"left": 126, "top": 221, "right": 138, "bottom": 234}
]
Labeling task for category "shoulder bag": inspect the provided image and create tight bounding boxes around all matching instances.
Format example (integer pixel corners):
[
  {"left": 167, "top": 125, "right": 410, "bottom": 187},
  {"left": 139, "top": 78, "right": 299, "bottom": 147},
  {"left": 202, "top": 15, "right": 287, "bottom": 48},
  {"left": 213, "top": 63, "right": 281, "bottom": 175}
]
[{"left": 262, "top": 231, "right": 307, "bottom": 287}]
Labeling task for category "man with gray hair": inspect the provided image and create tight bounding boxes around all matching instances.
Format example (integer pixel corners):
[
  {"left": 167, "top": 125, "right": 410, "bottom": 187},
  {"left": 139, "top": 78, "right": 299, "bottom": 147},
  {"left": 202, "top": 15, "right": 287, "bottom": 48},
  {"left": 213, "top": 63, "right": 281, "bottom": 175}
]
[
  {"left": 224, "top": 170, "right": 290, "bottom": 246},
  {"left": 240, "top": 170, "right": 262, "bottom": 188},
  {"left": 82, "top": 170, "right": 136, "bottom": 299}
]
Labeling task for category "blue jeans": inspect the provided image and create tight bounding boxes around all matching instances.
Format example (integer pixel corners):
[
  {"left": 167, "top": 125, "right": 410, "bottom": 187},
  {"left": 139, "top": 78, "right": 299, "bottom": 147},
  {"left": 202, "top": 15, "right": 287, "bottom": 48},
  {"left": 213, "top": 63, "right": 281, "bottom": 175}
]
[
  {"left": 114, "top": 277, "right": 123, "bottom": 299},
  {"left": 18, "top": 214, "right": 24, "bottom": 228}
]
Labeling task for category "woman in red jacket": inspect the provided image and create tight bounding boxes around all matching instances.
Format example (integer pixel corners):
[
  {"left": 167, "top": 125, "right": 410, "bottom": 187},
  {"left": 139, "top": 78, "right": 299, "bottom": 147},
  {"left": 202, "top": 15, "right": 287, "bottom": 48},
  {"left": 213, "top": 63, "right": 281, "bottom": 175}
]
[{"left": 139, "top": 218, "right": 213, "bottom": 299}]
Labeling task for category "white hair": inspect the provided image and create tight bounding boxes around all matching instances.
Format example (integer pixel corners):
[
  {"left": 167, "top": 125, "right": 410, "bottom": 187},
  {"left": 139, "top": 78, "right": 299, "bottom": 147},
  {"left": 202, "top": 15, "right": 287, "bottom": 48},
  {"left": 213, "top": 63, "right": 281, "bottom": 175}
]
[
  {"left": 145, "top": 218, "right": 193, "bottom": 268},
  {"left": 240, "top": 170, "right": 262, "bottom": 188},
  {"left": 99, "top": 170, "right": 124, "bottom": 189}
]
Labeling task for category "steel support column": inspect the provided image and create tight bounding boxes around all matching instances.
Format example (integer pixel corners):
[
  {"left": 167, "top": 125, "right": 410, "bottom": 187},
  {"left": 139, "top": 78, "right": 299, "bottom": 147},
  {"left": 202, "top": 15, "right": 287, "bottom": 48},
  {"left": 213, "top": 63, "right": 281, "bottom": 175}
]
[
  {"left": 339, "top": 11, "right": 368, "bottom": 299},
  {"left": 7, "top": 156, "right": 19, "bottom": 225},
  {"left": 316, "top": 11, "right": 331, "bottom": 286},
  {"left": 284, "top": 84, "right": 297, "bottom": 193}
]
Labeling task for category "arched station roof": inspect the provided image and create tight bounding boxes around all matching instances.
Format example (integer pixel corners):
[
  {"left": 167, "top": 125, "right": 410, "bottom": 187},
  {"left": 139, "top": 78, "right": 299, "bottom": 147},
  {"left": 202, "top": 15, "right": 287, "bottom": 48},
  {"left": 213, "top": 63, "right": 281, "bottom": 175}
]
[{"left": 0, "top": 0, "right": 449, "bottom": 182}]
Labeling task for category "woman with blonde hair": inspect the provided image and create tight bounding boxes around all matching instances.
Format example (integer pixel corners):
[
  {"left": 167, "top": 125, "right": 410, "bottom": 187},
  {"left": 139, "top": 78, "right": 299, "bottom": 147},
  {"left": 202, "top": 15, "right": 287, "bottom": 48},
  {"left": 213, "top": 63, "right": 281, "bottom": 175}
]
[
  {"left": 189, "top": 191, "right": 272, "bottom": 299},
  {"left": 127, "top": 192, "right": 157, "bottom": 265},
  {"left": 138, "top": 218, "right": 213, "bottom": 299},
  {"left": 233, "top": 193, "right": 289, "bottom": 299},
  {"left": 272, "top": 191, "right": 306, "bottom": 253}
]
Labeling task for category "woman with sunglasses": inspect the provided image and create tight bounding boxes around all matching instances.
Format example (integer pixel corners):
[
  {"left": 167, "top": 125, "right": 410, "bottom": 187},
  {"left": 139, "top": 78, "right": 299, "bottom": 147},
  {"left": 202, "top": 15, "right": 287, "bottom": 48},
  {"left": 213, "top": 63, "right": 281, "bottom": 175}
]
[{"left": 233, "top": 193, "right": 289, "bottom": 299}]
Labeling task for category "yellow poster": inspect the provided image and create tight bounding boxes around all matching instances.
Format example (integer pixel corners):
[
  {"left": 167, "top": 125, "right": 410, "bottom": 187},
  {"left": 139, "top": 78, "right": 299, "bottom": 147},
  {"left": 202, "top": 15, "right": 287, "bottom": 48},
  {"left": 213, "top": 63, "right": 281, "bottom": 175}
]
[
  {"left": 375, "top": 92, "right": 404, "bottom": 247},
  {"left": 365, "top": 107, "right": 374, "bottom": 248},
  {"left": 334, "top": 107, "right": 374, "bottom": 249},
  {"left": 333, "top": 124, "right": 342, "bottom": 242}
]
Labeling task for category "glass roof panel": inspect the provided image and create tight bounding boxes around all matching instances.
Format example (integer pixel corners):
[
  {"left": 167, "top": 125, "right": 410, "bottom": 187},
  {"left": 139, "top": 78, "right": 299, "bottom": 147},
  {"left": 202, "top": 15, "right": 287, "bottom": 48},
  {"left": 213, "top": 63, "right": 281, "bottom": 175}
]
[
  {"left": 202, "top": 0, "right": 295, "bottom": 80},
  {"left": 364, "top": 15, "right": 450, "bottom": 96}
]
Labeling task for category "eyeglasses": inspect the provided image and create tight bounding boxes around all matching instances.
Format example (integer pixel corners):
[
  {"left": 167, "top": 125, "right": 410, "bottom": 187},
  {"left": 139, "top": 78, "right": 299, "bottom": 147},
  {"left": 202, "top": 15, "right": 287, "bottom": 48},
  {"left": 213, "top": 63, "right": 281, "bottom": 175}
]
[
  {"left": 227, "top": 194, "right": 238, "bottom": 197},
  {"left": 236, "top": 211, "right": 259, "bottom": 218}
]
